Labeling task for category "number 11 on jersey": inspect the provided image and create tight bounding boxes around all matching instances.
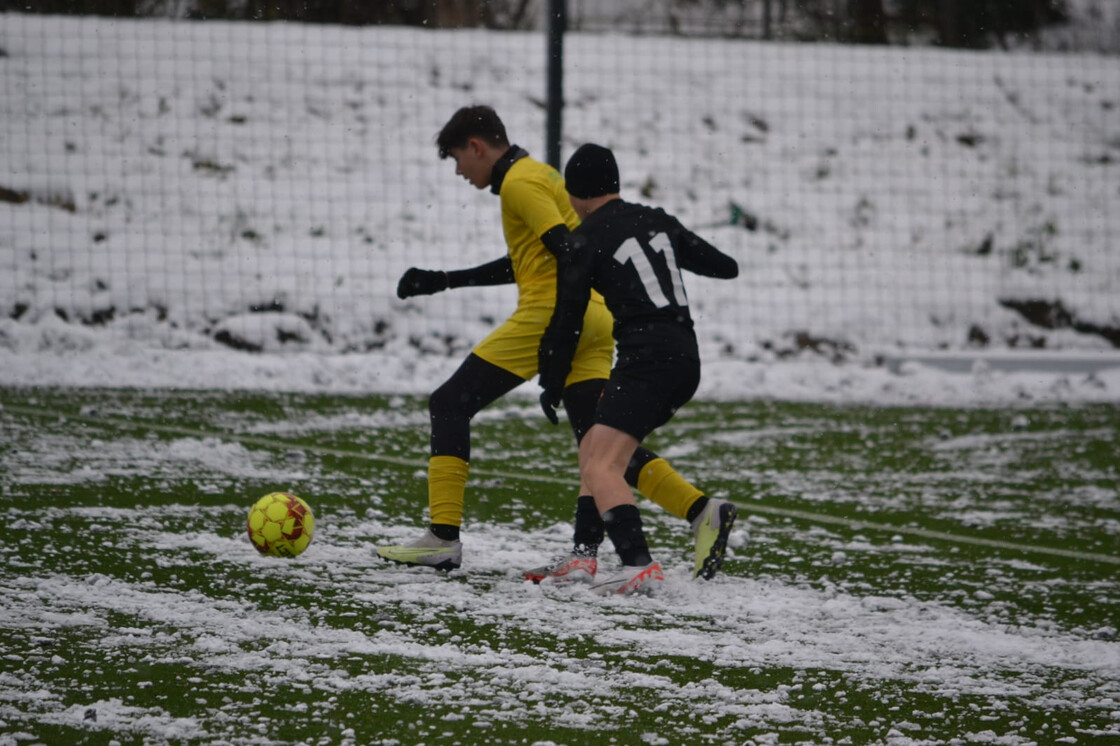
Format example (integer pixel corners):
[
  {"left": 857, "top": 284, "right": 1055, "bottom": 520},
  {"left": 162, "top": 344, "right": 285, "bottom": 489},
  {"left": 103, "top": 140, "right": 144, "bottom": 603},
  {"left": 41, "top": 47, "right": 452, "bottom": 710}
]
[{"left": 613, "top": 234, "right": 688, "bottom": 309}]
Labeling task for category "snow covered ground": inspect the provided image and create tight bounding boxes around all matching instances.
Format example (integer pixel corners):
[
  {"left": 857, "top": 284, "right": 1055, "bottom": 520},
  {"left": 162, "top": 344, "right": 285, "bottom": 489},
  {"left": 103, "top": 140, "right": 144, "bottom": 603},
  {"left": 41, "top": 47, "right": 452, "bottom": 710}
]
[
  {"left": 3, "top": 388, "right": 1118, "bottom": 745},
  {"left": 1, "top": 14, "right": 1118, "bottom": 405},
  {"left": 1, "top": 17, "right": 1118, "bottom": 744}
]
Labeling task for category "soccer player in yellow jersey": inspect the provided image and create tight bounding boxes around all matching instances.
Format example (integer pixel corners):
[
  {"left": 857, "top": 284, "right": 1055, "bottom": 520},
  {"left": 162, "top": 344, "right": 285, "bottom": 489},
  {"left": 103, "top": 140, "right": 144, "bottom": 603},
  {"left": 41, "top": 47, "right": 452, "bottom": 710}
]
[{"left": 376, "top": 106, "right": 737, "bottom": 582}]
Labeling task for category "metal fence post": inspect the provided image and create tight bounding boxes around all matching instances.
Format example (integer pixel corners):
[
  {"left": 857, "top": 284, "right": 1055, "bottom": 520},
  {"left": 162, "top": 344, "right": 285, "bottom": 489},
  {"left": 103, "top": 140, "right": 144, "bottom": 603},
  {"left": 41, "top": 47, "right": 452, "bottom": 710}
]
[{"left": 546, "top": 0, "right": 566, "bottom": 169}]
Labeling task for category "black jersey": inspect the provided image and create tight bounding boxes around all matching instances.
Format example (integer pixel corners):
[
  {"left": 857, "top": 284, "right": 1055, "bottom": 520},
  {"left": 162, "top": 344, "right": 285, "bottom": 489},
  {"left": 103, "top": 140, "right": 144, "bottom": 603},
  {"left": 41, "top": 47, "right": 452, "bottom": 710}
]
[{"left": 549, "top": 199, "right": 738, "bottom": 364}]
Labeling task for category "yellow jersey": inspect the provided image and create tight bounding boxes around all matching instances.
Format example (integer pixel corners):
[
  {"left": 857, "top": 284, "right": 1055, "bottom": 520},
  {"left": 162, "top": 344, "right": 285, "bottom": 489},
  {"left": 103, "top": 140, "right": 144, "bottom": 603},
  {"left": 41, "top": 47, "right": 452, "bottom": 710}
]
[
  {"left": 471, "top": 149, "right": 612, "bottom": 382},
  {"left": 498, "top": 154, "right": 603, "bottom": 309}
]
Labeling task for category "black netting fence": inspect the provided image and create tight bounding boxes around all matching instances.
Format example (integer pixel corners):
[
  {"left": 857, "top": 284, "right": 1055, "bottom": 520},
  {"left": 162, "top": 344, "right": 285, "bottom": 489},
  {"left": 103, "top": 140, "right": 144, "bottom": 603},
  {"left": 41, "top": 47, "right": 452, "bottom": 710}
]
[{"left": 2, "top": 4, "right": 1118, "bottom": 363}]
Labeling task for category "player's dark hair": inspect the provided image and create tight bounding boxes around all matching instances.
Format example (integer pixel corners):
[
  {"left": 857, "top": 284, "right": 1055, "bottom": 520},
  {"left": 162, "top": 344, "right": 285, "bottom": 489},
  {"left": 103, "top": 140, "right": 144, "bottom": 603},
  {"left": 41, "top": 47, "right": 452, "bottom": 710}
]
[{"left": 436, "top": 105, "right": 509, "bottom": 159}]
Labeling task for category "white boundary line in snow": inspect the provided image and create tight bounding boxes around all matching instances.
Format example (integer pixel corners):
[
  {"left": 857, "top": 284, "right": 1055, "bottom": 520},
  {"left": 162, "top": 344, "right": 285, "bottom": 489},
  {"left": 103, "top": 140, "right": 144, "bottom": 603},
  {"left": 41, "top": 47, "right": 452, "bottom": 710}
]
[
  {"left": 881, "top": 350, "right": 1120, "bottom": 375},
  {"left": 7, "top": 403, "right": 1119, "bottom": 567}
]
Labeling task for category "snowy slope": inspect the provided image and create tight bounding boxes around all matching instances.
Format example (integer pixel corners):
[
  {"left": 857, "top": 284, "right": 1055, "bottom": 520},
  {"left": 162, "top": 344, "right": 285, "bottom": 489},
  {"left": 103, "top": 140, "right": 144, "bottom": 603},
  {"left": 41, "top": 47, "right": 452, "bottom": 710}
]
[{"left": 0, "top": 14, "right": 1118, "bottom": 403}]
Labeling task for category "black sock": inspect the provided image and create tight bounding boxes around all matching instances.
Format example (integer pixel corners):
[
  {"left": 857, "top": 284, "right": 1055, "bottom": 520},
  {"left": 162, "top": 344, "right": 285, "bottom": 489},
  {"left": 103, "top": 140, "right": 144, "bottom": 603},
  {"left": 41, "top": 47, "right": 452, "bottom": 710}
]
[
  {"left": 602, "top": 504, "right": 653, "bottom": 567},
  {"left": 429, "top": 523, "right": 460, "bottom": 542},
  {"left": 573, "top": 495, "right": 604, "bottom": 556},
  {"left": 685, "top": 496, "right": 710, "bottom": 524}
]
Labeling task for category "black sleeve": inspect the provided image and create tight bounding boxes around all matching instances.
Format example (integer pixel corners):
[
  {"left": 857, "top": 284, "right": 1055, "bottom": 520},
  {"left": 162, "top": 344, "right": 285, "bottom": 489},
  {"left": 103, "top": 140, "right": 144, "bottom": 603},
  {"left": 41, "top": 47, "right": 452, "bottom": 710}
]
[
  {"left": 539, "top": 223, "right": 590, "bottom": 343},
  {"left": 537, "top": 231, "right": 593, "bottom": 399},
  {"left": 446, "top": 256, "right": 515, "bottom": 288},
  {"left": 545, "top": 231, "right": 594, "bottom": 344},
  {"left": 539, "top": 224, "right": 576, "bottom": 261},
  {"left": 672, "top": 221, "right": 739, "bottom": 279}
]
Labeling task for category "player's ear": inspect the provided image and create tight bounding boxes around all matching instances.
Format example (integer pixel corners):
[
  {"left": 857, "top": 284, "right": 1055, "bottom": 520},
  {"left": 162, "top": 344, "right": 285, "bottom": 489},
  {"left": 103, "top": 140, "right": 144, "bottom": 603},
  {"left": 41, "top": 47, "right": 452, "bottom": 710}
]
[{"left": 467, "top": 137, "right": 486, "bottom": 158}]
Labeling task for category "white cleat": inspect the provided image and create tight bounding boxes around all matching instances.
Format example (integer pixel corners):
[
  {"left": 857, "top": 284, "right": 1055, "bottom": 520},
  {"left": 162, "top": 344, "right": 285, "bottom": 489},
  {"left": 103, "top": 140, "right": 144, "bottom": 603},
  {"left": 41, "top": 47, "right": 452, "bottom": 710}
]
[{"left": 588, "top": 561, "right": 664, "bottom": 597}]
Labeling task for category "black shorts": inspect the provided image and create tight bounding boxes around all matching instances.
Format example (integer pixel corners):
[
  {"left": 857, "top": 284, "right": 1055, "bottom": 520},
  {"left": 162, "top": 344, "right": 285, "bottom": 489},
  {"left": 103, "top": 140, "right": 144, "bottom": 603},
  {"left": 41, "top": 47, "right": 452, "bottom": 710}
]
[{"left": 594, "top": 355, "right": 700, "bottom": 442}]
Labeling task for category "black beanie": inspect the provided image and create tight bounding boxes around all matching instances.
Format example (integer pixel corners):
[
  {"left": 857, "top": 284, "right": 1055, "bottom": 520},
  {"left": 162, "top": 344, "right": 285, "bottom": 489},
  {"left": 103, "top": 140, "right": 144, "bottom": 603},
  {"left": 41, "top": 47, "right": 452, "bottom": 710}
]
[{"left": 564, "top": 143, "right": 620, "bottom": 199}]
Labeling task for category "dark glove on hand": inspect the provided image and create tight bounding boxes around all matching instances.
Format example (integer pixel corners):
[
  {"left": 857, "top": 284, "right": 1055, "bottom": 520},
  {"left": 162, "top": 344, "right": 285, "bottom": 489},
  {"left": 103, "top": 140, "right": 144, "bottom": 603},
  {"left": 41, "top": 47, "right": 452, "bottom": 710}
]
[
  {"left": 396, "top": 268, "right": 448, "bottom": 299},
  {"left": 539, "top": 390, "right": 561, "bottom": 425},
  {"left": 537, "top": 335, "right": 575, "bottom": 425}
]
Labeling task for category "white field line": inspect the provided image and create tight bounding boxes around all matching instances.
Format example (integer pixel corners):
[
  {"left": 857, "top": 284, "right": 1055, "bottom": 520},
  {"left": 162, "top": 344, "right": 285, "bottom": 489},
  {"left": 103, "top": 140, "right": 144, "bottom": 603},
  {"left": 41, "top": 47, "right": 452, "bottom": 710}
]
[{"left": 7, "top": 403, "right": 1119, "bottom": 567}]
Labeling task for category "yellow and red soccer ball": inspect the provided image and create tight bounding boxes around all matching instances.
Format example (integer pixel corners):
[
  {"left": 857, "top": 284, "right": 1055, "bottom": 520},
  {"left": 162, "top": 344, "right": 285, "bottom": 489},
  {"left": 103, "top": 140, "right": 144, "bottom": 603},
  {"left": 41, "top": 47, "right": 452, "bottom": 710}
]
[{"left": 247, "top": 492, "right": 314, "bottom": 557}]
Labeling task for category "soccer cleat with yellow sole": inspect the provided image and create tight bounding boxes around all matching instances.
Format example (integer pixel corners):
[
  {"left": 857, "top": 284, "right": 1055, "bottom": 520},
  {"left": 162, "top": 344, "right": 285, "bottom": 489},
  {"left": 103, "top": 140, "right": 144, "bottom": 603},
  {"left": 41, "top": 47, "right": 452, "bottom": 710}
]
[
  {"left": 376, "top": 529, "right": 462, "bottom": 571},
  {"left": 691, "top": 498, "right": 738, "bottom": 580}
]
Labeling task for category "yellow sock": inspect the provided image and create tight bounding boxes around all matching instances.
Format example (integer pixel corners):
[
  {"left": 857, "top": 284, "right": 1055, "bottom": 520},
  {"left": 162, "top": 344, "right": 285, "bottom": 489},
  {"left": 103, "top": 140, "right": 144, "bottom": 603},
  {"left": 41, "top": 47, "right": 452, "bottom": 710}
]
[
  {"left": 636, "top": 458, "right": 704, "bottom": 521},
  {"left": 428, "top": 455, "right": 470, "bottom": 527}
]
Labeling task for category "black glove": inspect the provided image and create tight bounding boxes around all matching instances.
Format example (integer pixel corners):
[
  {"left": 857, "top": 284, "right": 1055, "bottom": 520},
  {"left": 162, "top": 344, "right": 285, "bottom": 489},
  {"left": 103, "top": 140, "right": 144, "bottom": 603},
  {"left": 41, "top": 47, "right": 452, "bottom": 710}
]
[
  {"left": 537, "top": 333, "right": 576, "bottom": 425},
  {"left": 396, "top": 268, "right": 448, "bottom": 299},
  {"left": 539, "top": 389, "right": 561, "bottom": 425}
]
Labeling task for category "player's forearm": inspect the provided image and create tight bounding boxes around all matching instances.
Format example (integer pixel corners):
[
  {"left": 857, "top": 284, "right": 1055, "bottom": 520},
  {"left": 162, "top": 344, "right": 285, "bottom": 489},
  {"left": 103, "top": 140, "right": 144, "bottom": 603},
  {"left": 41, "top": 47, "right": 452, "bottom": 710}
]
[
  {"left": 446, "top": 256, "right": 515, "bottom": 288},
  {"left": 541, "top": 223, "right": 594, "bottom": 342},
  {"left": 547, "top": 256, "right": 592, "bottom": 345},
  {"left": 680, "top": 232, "right": 739, "bottom": 279}
]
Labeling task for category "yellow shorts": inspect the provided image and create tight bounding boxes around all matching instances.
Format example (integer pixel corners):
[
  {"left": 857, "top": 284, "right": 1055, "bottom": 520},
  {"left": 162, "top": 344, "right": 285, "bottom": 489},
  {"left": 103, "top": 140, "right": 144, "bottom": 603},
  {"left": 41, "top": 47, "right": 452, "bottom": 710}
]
[{"left": 473, "top": 299, "right": 614, "bottom": 384}]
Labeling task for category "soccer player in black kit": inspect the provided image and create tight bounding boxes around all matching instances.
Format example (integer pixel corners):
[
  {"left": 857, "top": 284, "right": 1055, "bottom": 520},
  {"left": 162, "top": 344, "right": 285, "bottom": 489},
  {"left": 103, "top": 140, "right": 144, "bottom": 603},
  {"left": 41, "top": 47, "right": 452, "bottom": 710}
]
[
  {"left": 537, "top": 143, "right": 741, "bottom": 596},
  {"left": 377, "top": 107, "right": 737, "bottom": 585}
]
